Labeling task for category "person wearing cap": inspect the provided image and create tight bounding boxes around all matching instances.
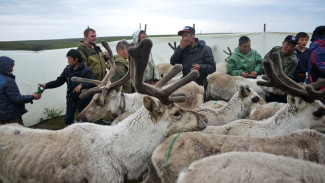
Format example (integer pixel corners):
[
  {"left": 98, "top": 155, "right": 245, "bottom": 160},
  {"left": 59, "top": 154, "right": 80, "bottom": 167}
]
[
  {"left": 292, "top": 32, "right": 310, "bottom": 83},
  {"left": 263, "top": 35, "right": 298, "bottom": 103},
  {"left": 263, "top": 35, "right": 298, "bottom": 79},
  {"left": 306, "top": 26, "right": 325, "bottom": 100},
  {"left": 108, "top": 40, "right": 132, "bottom": 93},
  {"left": 227, "top": 36, "right": 262, "bottom": 78},
  {"left": 170, "top": 26, "right": 216, "bottom": 86},
  {"left": 77, "top": 27, "right": 109, "bottom": 81},
  {"left": 0, "top": 56, "right": 41, "bottom": 125},
  {"left": 39, "top": 49, "right": 95, "bottom": 126},
  {"left": 132, "top": 30, "right": 160, "bottom": 84}
]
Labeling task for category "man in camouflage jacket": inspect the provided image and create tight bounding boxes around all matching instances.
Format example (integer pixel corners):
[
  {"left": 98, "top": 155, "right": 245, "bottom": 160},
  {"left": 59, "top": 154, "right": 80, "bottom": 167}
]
[
  {"left": 263, "top": 35, "right": 298, "bottom": 79},
  {"left": 109, "top": 40, "right": 132, "bottom": 93},
  {"left": 78, "top": 28, "right": 109, "bottom": 81},
  {"left": 263, "top": 35, "right": 298, "bottom": 103}
]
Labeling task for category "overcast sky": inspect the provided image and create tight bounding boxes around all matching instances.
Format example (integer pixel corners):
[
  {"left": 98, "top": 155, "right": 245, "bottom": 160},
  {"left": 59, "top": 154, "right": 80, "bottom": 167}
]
[{"left": 0, "top": 0, "right": 324, "bottom": 41}]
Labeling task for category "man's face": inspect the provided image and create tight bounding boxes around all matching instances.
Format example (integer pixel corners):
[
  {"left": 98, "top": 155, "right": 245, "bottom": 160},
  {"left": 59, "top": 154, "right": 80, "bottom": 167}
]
[
  {"left": 118, "top": 48, "right": 128, "bottom": 59},
  {"left": 297, "top": 37, "right": 308, "bottom": 48},
  {"left": 281, "top": 41, "right": 296, "bottom": 55},
  {"left": 85, "top": 31, "right": 97, "bottom": 45},
  {"left": 139, "top": 33, "right": 147, "bottom": 42},
  {"left": 181, "top": 32, "right": 194, "bottom": 43},
  {"left": 239, "top": 41, "right": 251, "bottom": 55}
]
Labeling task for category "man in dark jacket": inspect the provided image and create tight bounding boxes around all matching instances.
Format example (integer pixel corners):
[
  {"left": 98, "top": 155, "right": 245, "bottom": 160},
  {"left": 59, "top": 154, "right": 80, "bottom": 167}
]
[
  {"left": 39, "top": 49, "right": 95, "bottom": 126},
  {"left": 0, "top": 56, "right": 41, "bottom": 125},
  {"left": 170, "top": 26, "right": 216, "bottom": 85}
]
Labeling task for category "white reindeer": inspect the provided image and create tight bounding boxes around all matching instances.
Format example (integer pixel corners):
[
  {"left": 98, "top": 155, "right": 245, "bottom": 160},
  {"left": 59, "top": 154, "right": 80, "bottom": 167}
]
[
  {"left": 204, "top": 51, "right": 325, "bottom": 137},
  {"left": 142, "top": 129, "right": 325, "bottom": 183},
  {"left": 177, "top": 152, "right": 325, "bottom": 183},
  {"left": 74, "top": 52, "right": 203, "bottom": 122},
  {"left": 194, "top": 85, "right": 266, "bottom": 126},
  {"left": 0, "top": 39, "right": 207, "bottom": 183},
  {"left": 205, "top": 72, "right": 284, "bottom": 101}
]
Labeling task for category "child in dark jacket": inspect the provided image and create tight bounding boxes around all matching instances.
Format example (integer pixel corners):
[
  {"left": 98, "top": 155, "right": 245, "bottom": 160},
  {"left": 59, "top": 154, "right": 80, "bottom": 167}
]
[
  {"left": 0, "top": 56, "right": 41, "bottom": 125},
  {"left": 39, "top": 49, "right": 95, "bottom": 125}
]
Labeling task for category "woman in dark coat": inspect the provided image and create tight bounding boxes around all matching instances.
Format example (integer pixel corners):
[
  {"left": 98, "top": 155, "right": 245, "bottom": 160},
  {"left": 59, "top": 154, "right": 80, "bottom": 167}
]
[{"left": 0, "top": 56, "right": 41, "bottom": 125}]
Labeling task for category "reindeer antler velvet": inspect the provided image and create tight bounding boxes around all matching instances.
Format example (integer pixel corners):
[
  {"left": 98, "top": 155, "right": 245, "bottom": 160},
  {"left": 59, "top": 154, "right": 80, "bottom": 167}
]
[
  {"left": 257, "top": 51, "right": 325, "bottom": 103},
  {"left": 128, "top": 38, "right": 199, "bottom": 105}
]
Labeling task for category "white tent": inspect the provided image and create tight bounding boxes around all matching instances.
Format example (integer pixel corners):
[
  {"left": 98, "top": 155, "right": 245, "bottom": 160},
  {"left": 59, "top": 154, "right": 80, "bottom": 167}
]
[{"left": 0, "top": 32, "right": 305, "bottom": 126}]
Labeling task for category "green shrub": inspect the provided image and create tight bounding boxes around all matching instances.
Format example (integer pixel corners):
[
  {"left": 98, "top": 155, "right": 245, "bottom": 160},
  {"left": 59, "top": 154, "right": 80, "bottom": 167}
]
[{"left": 43, "top": 107, "right": 64, "bottom": 119}]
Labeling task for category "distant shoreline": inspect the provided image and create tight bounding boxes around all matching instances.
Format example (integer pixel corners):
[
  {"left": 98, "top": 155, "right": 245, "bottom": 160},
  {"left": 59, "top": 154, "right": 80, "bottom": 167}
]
[{"left": 0, "top": 33, "right": 236, "bottom": 51}]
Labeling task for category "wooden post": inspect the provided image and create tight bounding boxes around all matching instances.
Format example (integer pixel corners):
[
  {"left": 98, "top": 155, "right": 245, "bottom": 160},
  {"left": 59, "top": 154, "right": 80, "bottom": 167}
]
[
  {"left": 144, "top": 24, "right": 147, "bottom": 32},
  {"left": 264, "top": 24, "right": 266, "bottom": 32},
  {"left": 140, "top": 23, "right": 141, "bottom": 30},
  {"left": 193, "top": 23, "right": 195, "bottom": 30}
]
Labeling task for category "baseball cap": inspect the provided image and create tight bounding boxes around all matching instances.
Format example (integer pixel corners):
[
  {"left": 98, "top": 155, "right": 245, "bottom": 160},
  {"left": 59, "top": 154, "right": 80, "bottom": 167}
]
[
  {"left": 178, "top": 26, "right": 195, "bottom": 36},
  {"left": 283, "top": 35, "right": 298, "bottom": 44}
]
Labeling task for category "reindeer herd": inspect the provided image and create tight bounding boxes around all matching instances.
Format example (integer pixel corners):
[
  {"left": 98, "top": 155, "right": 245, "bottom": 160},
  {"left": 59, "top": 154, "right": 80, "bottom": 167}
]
[{"left": 0, "top": 39, "right": 325, "bottom": 183}]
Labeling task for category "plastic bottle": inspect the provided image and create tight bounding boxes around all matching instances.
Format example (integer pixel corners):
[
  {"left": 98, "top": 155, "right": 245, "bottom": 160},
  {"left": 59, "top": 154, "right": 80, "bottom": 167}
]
[{"left": 36, "top": 87, "right": 44, "bottom": 94}]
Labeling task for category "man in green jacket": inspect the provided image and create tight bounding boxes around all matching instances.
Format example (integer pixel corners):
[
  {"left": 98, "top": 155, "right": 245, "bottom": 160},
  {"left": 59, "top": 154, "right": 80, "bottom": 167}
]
[
  {"left": 77, "top": 28, "right": 109, "bottom": 81},
  {"left": 227, "top": 36, "right": 262, "bottom": 78},
  {"left": 109, "top": 40, "right": 132, "bottom": 93}
]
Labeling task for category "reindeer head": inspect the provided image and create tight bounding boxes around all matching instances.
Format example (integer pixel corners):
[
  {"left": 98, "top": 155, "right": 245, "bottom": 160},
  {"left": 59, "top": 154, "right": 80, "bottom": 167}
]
[
  {"left": 142, "top": 96, "right": 207, "bottom": 136},
  {"left": 236, "top": 85, "right": 266, "bottom": 116},
  {"left": 74, "top": 40, "right": 131, "bottom": 122},
  {"left": 257, "top": 51, "right": 325, "bottom": 132}
]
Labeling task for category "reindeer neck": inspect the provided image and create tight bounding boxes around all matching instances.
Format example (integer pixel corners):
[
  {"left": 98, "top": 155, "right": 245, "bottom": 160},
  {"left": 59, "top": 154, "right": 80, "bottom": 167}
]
[
  {"left": 123, "top": 93, "right": 145, "bottom": 112},
  {"left": 222, "top": 92, "right": 240, "bottom": 110},
  {"left": 110, "top": 107, "right": 169, "bottom": 178},
  {"left": 265, "top": 104, "right": 305, "bottom": 136}
]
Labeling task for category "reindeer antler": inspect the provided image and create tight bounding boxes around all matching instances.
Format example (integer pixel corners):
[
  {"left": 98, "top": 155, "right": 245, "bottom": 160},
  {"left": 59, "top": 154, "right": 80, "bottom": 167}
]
[
  {"left": 257, "top": 51, "right": 325, "bottom": 103},
  {"left": 168, "top": 42, "right": 178, "bottom": 51},
  {"left": 128, "top": 38, "right": 199, "bottom": 105},
  {"left": 71, "top": 40, "right": 131, "bottom": 105},
  {"left": 223, "top": 47, "right": 232, "bottom": 62},
  {"left": 155, "top": 64, "right": 182, "bottom": 89},
  {"left": 223, "top": 47, "right": 232, "bottom": 56}
]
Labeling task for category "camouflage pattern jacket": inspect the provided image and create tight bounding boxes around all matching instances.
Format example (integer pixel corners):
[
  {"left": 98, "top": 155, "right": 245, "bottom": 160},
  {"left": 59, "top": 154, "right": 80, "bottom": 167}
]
[
  {"left": 109, "top": 55, "right": 132, "bottom": 93},
  {"left": 132, "top": 30, "right": 160, "bottom": 82},
  {"left": 77, "top": 41, "right": 107, "bottom": 81},
  {"left": 263, "top": 46, "right": 297, "bottom": 79}
]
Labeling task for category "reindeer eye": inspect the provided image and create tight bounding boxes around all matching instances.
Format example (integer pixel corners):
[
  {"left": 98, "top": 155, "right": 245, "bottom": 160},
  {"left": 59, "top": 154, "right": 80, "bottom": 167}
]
[
  {"left": 314, "top": 108, "right": 325, "bottom": 118},
  {"left": 251, "top": 96, "right": 260, "bottom": 103},
  {"left": 173, "top": 111, "right": 181, "bottom": 118}
]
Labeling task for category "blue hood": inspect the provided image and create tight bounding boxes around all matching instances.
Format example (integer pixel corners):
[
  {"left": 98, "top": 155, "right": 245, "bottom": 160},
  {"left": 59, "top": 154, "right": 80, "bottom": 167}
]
[{"left": 0, "top": 56, "right": 14, "bottom": 75}]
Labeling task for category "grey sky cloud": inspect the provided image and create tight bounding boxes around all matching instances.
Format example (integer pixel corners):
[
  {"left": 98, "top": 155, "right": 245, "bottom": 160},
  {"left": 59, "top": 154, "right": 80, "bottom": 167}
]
[{"left": 0, "top": 0, "right": 324, "bottom": 41}]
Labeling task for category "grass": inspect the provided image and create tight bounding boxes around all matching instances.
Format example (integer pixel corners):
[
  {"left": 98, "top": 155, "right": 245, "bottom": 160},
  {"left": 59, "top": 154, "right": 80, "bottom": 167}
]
[
  {"left": 0, "top": 36, "right": 133, "bottom": 51},
  {"left": 0, "top": 34, "right": 180, "bottom": 51}
]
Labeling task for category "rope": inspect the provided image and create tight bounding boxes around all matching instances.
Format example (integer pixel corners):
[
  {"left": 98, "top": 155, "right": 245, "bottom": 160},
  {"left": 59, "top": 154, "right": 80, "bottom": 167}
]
[
  {"left": 164, "top": 132, "right": 181, "bottom": 167},
  {"left": 213, "top": 100, "right": 218, "bottom": 105},
  {"left": 273, "top": 102, "right": 279, "bottom": 108}
]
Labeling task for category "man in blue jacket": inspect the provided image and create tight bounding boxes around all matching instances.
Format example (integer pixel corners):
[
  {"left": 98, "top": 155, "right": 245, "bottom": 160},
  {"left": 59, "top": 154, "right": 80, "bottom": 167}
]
[
  {"left": 170, "top": 26, "right": 216, "bottom": 86},
  {"left": 0, "top": 56, "right": 41, "bottom": 125}
]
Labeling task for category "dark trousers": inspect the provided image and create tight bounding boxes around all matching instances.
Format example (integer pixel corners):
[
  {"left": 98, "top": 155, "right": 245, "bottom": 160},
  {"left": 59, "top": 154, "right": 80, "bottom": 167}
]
[
  {"left": 65, "top": 105, "right": 87, "bottom": 125},
  {"left": 0, "top": 116, "right": 24, "bottom": 125}
]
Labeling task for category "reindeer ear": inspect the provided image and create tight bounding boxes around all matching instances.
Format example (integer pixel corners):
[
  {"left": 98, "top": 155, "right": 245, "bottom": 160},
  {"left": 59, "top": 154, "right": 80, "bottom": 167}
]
[
  {"left": 143, "top": 96, "right": 164, "bottom": 116},
  {"left": 239, "top": 85, "right": 250, "bottom": 99},
  {"left": 287, "top": 95, "right": 307, "bottom": 113}
]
